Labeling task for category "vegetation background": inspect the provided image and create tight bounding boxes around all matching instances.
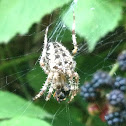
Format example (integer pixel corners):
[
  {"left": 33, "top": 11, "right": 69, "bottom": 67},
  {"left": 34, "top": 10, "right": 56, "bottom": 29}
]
[{"left": 0, "top": 0, "right": 126, "bottom": 126}]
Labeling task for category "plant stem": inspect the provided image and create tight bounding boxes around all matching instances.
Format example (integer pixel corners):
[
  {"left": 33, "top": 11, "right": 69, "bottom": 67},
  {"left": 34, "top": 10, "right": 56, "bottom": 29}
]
[
  {"left": 109, "top": 63, "right": 119, "bottom": 76},
  {"left": 86, "top": 116, "right": 93, "bottom": 126}
]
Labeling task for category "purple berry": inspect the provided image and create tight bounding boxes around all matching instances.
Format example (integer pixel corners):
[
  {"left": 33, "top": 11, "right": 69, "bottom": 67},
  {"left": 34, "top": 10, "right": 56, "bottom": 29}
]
[
  {"left": 117, "top": 50, "right": 126, "bottom": 71},
  {"left": 80, "top": 82, "right": 101, "bottom": 102},
  {"left": 113, "top": 76, "right": 126, "bottom": 93},
  {"left": 105, "top": 111, "right": 125, "bottom": 126},
  {"left": 91, "top": 70, "right": 113, "bottom": 89},
  {"left": 107, "top": 90, "right": 126, "bottom": 109}
]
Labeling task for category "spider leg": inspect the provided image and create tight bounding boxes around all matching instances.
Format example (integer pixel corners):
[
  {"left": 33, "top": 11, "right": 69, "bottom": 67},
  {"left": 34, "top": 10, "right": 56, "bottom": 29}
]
[
  {"left": 46, "top": 82, "right": 54, "bottom": 101},
  {"left": 66, "top": 70, "right": 75, "bottom": 102},
  {"left": 33, "top": 72, "right": 53, "bottom": 101},
  {"left": 60, "top": 74, "right": 66, "bottom": 85},
  {"left": 69, "top": 85, "right": 75, "bottom": 102},
  {"left": 67, "top": 70, "right": 79, "bottom": 102},
  {"left": 40, "top": 26, "right": 49, "bottom": 67},
  {"left": 69, "top": 72, "right": 79, "bottom": 102},
  {"left": 72, "top": 11, "right": 78, "bottom": 55},
  {"left": 46, "top": 72, "right": 59, "bottom": 101},
  {"left": 72, "top": 72, "right": 79, "bottom": 95},
  {"left": 44, "top": 27, "right": 49, "bottom": 49}
]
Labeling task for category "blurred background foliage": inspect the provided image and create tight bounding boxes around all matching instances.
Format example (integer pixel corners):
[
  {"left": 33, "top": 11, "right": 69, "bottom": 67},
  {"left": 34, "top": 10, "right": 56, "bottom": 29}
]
[{"left": 0, "top": 0, "right": 126, "bottom": 125}]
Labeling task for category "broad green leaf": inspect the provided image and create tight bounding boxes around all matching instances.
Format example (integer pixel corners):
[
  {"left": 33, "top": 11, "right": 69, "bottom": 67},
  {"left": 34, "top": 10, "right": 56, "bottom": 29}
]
[
  {"left": 63, "top": 0, "right": 123, "bottom": 51},
  {"left": 0, "top": 116, "right": 51, "bottom": 126},
  {"left": 0, "top": 91, "right": 51, "bottom": 119},
  {"left": 27, "top": 65, "right": 46, "bottom": 92},
  {"left": 0, "top": 0, "right": 71, "bottom": 42}
]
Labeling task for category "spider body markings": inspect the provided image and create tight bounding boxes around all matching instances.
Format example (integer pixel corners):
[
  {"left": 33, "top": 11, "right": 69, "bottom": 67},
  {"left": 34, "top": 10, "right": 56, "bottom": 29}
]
[{"left": 33, "top": 11, "right": 79, "bottom": 102}]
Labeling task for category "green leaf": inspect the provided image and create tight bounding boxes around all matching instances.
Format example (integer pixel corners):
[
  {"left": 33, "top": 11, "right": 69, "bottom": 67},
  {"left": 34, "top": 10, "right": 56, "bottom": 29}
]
[
  {"left": 0, "top": 0, "right": 71, "bottom": 42},
  {"left": 0, "top": 116, "right": 51, "bottom": 126},
  {"left": 27, "top": 65, "right": 47, "bottom": 92},
  {"left": 63, "top": 0, "right": 123, "bottom": 51},
  {"left": 0, "top": 91, "right": 51, "bottom": 119},
  {"left": 0, "top": 53, "right": 38, "bottom": 71}
]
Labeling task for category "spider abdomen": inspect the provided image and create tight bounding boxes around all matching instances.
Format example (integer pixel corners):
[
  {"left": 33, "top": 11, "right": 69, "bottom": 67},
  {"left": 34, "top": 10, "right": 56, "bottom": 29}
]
[{"left": 41, "top": 42, "right": 76, "bottom": 74}]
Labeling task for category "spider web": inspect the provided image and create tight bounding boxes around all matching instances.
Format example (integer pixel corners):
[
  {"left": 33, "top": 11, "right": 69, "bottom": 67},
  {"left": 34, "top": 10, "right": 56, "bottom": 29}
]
[{"left": 0, "top": 0, "right": 126, "bottom": 126}]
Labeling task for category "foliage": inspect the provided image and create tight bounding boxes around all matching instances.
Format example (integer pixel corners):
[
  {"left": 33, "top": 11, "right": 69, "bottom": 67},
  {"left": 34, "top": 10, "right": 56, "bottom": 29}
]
[
  {"left": 0, "top": 0, "right": 71, "bottom": 42},
  {"left": 0, "top": 0, "right": 124, "bottom": 51},
  {"left": 0, "top": 91, "right": 51, "bottom": 119},
  {"left": 63, "top": 0, "right": 123, "bottom": 51},
  {"left": 27, "top": 65, "right": 46, "bottom": 92},
  {"left": 0, "top": 0, "right": 126, "bottom": 126},
  {"left": 0, "top": 116, "right": 51, "bottom": 126},
  {"left": 0, "top": 91, "right": 51, "bottom": 125}
]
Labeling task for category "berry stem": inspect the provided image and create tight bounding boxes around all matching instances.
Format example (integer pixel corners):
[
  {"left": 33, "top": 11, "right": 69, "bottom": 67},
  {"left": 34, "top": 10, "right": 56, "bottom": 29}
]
[{"left": 109, "top": 63, "right": 119, "bottom": 76}]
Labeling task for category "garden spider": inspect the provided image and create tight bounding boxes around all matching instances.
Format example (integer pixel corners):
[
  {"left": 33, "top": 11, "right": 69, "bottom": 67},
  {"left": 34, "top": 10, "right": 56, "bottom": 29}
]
[{"left": 33, "top": 11, "right": 79, "bottom": 102}]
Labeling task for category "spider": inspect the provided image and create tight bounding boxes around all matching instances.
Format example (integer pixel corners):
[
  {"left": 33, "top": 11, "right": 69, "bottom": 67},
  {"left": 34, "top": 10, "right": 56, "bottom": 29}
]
[{"left": 33, "top": 11, "right": 79, "bottom": 102}]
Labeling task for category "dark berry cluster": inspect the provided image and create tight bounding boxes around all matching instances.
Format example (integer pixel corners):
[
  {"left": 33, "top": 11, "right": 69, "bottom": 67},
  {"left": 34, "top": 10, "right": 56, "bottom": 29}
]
[
  {"left": 117, "top": 50, "right": 126, "bottom": 71},
  {"left": 80, "top": 71, "right": 113, "bottom": 102},
  {"left": 80, "top": 50, "right": 126, "bottom": 126},
  {"left": 107, "top": 90, "right": 125, "bottom": 109},
  {"left": 80, "top": 82, "right": 100, "bottom": 102},
  {"left": 113, "top": 77, "right": 126, "bottom": 93},
  {"left": 91, "top": 70, "right": 113, "bottom": 89},
  {"left": 105, "top": 89, "right": 126, "bottom": 126},
  {"left": 105, "top": 111, "right": 125, "bottom": 126}
]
